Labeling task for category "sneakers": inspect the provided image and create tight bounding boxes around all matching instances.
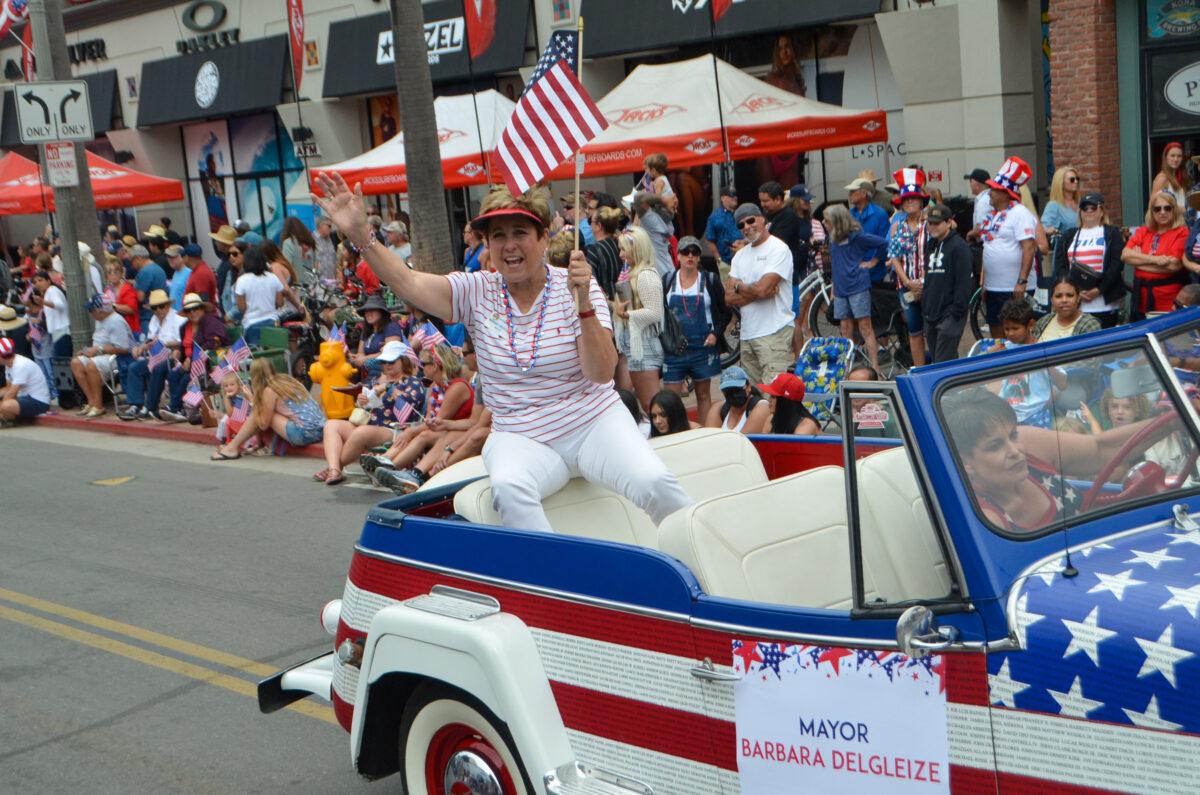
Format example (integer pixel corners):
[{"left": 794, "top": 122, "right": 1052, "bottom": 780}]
[
  {"left": 359, "top": 453, "right": 396, "bottom": 480},
  {"left": 84, "top": 406, "right": 106, "bottom": 419},
  {"left": 117, "top": 406, "right": 142, "bottom": 421},
  {"left": 376, "top": 467, "right": 428, "bottom": 494},
  {"left": 157, "top": 409, "right": 187, "bottom": 423}
]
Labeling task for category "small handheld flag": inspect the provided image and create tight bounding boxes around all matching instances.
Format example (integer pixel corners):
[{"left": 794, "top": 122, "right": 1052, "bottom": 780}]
[
  {"left": 147, "top": 340, "right": 168, "bottom": 371},
  {"left": 226, "top": 336, "right": 251, "bottom": 370},
  {"left": 190, "top": 341, "right": 206, "bottom": 381},
  {"left": 183, "top": 378, "right": 204, "bottom": 407},
  {"left": 229, "top": 396, "right": 249, "bottom": 424},
  {"left": 411, "top": 321, "right": 447, "bottom": 351}
]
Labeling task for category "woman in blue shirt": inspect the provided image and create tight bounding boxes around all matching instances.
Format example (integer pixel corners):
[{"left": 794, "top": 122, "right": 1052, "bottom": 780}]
[{"left": 352, "top": 294, "right": 403, "bottom": 376}]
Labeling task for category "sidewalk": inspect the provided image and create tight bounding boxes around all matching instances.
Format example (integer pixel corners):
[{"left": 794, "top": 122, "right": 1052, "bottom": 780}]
[{"left": 32, "top": 411, "right": 325, "bottom": 459}]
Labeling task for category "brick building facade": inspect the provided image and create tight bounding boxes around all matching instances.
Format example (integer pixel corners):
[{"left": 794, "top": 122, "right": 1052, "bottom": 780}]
[{"left": 1047, "top": 0, "right": 1123, "bottom": 218}]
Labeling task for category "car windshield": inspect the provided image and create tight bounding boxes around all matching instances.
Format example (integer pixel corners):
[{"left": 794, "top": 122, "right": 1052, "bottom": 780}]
[{"left": 940, "top": 343, "right": 1200, "bottom": 537}]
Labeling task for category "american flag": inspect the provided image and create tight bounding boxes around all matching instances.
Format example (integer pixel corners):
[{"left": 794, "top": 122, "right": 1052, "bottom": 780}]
[
  {"left": 182, "top": 378, "right": 204, "bottom": 407},
  {"left": 988, "top": 520, "right": 1200, "bottom": 733},
  {"left": 410, "top": 321, "right": 447, "bottom": 352},
  {"left": 392, "top": 399, "right": 414, "bottom": 426},
  {"left": 210, "top": 358, "right": 232, "bottom": 384},
  {"left": 496, "top": 35, "right": 607, "bottom": 196},
  {"left": 147, "top": 340, "right": 168, "bottom": 370},
  {"left": 328, "top": 322, "right": 346, "bottom": 347},
  {"left": 27, "top": 319, "right": 43, "bottom": 344},
  {"left": 21, "top": 282, "right": 33, "bottom": 303},
  {"left": 229, "top": 396, "right": 249, "bottom": 424},
  {"left": 190, "top": 341, "right": 206, "bottom": 381},
  {"left": 226, "top": 337, "right": 251, "bottom": 370}
]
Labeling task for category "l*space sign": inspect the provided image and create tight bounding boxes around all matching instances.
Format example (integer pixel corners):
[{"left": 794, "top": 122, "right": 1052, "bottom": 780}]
[{"left": 16, "top": 80, "right": 94, "bottom": 145}]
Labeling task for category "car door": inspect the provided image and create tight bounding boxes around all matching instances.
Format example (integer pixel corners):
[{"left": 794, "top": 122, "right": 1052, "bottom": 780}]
[{"left": 681, "top": 383, "right": 998, "bottom": 793}]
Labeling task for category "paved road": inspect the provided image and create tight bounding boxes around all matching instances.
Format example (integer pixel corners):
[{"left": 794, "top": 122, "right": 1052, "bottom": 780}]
[{"left": 0, "top": 427, "right": 387, "bottom": 793}]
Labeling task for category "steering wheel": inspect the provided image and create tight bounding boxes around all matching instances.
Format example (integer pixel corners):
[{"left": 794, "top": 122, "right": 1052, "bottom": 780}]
[{"left": 1080, "top": 412, "right": 1186, "bottom": 511}]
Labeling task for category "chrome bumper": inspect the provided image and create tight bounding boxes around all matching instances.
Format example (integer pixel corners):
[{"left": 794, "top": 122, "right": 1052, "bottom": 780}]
[{"left": 257, "top": 651, "right": 335, "bottom": 714}]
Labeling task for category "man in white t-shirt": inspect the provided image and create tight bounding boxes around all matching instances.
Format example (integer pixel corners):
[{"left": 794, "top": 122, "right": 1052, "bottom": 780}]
[
  {"left": 70, "top": 293, "right": 133, "bottom": 418},
  {"left": 0, "top": 337, "right": 51, "bottom": 425},
  {"left": 725, "top": 203, "right": 795, "bottom": 384},
  {"left": 967, "top": 156, "right": 1037, "bottom": 340},
  {"left": 384, "top": 221, "right": 412, "bottom": 262}
]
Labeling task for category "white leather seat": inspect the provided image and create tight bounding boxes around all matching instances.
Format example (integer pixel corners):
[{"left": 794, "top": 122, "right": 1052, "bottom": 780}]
[
  {"left": 855, "top": 448, "right": 953, "bottom": 603},
  {"left": 658, "top": 466, "right": 880, "bottom": 609},
  {"left": 451, "top": 429, "right": 767, "bottom": 547},
  {"left": 420, "top": 456, "right": 489, "bottom": 492}
]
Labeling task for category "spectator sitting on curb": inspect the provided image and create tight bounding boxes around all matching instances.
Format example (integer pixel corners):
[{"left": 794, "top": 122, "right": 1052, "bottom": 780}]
[
  {"left": 0, "top": 337, "right": 51, "bottom": 426},
  {"left": 212, "top": 358, "right": 326, "bottom": 460},
  {"left": 704, "top": 366, "right": 769, "bottom": 434}
]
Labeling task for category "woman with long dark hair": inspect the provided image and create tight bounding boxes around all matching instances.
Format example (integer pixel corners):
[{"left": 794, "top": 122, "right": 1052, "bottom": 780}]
[
  {"left": 233, "top": 245, "right": 284, "bottom": 345},
  {"left": 281, "top": 216, "right": 318, "bottom": 286},
  {"left": 648, "top": 390, "right": 692, "bottom": 437},
  {"left": 759, "top": 372, "right": 820, "bottom": 435}
]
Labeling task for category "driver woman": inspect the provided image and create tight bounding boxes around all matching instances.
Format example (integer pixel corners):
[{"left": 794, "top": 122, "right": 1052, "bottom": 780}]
[
  {"left": 315, "top": 172, "right": 692, "bottom": 533},
  {"left": 946, "top": 387, "right": 1161, "bottom": 531}
]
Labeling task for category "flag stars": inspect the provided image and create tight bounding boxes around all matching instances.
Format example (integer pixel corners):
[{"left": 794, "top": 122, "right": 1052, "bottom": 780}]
[
  {"left": 1123, "top": 695, "right": 1183, "bottom": 731},
  {"left": 1160, "top": 583, "right": 1200, "bottom": 619},
  {"left": 1125, "top": 548, "right": 1183, "bottom": 570},
  {"left": 1014, "top": 592, "right": 1045, "bottom": 648},
  {"left": 1048, "top": 675, "right": 1105, "bottom": 718},
  {"left": 1135, "top": 625, "right": 1194, "bottom": 688},
  {"left": 1062, "top": 606, "right": 1117, "bottom": 665},
  {"left": 988, "top": 658, "right": 1029, "bottom": 708},
  {"left": 1087, "top": 569, "right": 1146, "bottom": 601}
]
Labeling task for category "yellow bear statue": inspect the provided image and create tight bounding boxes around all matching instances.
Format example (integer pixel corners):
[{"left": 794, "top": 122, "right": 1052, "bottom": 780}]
[{"left": 309, "top": 340, "right": 357, "bottom": 420}]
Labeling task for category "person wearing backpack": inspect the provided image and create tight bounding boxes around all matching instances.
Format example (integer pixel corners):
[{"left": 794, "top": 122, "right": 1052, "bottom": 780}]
[{"left": 662, "top": 236, "right": 731, "bottom": 423}]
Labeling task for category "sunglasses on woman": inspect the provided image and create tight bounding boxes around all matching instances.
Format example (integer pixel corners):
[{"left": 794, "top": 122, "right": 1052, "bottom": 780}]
[
  {"left": 1153, "top": 205, "right": 1173, "bottom": 213},
  {"left": 1080, "top": 203, "right": 1099, "bottom": 212}
]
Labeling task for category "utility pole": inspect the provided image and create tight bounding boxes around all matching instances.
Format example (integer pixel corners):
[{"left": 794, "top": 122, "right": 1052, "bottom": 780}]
[
  {"left": 28, "top": 0, "right": 103, "bottom": 351},
  {"left": 388, "top": 0, "right": 454, "bottom": 275}
]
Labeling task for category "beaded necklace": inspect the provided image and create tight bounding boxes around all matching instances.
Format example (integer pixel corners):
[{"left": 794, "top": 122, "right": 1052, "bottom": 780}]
[
  {"left": 499, "top": 265, "right": 551, "bottom": 372},
  {"left": 982, "top": 206, "right": 1010, "bottom": 242},
  {"left": 677, "top": 270, "right": 702, "bottom": 318}
]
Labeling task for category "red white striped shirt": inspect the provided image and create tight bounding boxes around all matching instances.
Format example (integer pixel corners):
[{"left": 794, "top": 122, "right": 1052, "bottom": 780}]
[
  {"left": 1068, "top": 226, "right": 1105, "bottom": 273},
  {"left": 448, "top": 267, "right": 619, "bottom": 442}
]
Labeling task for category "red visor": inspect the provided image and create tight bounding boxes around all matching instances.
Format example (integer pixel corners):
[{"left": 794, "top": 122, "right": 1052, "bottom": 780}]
[{"left": 469, "top": 207, "right": 546, "bottom": 232}]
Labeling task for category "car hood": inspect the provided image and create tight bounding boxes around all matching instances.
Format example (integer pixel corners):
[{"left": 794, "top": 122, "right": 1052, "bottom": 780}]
[{"left": 987, "top": 521, "right": 1200, "bottom": 732}]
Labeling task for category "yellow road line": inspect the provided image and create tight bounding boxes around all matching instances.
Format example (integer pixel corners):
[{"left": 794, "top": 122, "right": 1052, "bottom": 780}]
[
  {"left": 0, "top": 604, "right": 337, "bottom": 725},
  {"left": 0, "top": 586, "right": 292, "bottom": 677}
]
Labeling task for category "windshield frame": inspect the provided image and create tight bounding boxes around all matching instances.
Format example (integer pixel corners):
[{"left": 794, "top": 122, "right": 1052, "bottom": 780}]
[{"left": 933, "top": 330, "right": 1200, "bottom": 541}]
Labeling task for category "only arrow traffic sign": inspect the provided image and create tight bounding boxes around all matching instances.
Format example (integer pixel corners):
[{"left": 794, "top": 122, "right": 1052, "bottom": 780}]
[{"left": 15, "top": 80, "right": 93, "bottom": 145}]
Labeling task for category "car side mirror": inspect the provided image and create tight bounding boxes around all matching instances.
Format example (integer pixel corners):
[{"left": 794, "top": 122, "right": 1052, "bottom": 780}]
[{"left": 896, "top": 605, "right": 960, "bottom": 659}]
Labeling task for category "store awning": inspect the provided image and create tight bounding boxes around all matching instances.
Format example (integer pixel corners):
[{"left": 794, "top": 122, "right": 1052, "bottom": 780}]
[
  {"left": 322, "top": 0, "right": 530, "bottom": 99},
  {"left": 530, "top": 55, "right": 888, "bottom": 181},
  {"left": 136, "top": 36, "right": 288, "bottom": 127},
  {"left": 0, "top": 150, "right": 184, "bottom": 215},
  {"left": 314, "top": 90, "right": 515, "bottom": 195},
  {"left": 579, "top": 0, "right": 882, "bottom": 58},
  {"left": 1, "top": 69, "right": 121, "bottom": 147}
]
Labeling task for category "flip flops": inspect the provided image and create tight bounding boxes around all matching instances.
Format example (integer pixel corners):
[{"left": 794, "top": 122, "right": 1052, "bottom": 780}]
[
  {"left": 325, "top": 470, "right": 346, "bottom": 486},
  {"left": 313, "top": 468, "right": 330, "bottom": 482},
  {"left": 211, "top": 449, "right": 241, "bottom": 461}
]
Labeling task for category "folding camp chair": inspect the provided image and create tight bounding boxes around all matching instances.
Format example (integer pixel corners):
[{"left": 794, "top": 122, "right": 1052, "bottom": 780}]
[{"left": 794, "top": 336, "right": 855, "bottom": 428}]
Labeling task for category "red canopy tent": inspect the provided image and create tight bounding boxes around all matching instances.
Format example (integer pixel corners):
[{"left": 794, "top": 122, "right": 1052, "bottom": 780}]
[{"left": 0, "top": 151, "right": 184, "bottom": 215}]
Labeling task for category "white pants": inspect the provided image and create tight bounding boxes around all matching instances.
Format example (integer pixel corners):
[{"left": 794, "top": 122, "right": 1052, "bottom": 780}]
[{"left": 482, "top": 404, "right": 694, "bottom": 533}]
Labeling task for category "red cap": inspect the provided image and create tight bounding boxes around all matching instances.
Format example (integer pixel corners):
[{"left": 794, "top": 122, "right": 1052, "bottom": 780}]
[
  {"left": 0, "top": 337, "right": 13, "bottom": 357},
  {"left": 469, "top": 207, "right": 546, "bottom": 233},
  {"left": 758, "top": 372, "right": 806, "bottom": 402}
]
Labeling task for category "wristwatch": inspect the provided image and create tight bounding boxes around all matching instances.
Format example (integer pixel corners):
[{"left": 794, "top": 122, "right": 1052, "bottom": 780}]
[{"left": 733, "top": 282, "right": 741, "bottom": 294}]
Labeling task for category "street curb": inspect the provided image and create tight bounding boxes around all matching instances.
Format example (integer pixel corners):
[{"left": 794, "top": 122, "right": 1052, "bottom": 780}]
[{"left": 32, "top": 413, "right": 325, "bottom": 459}]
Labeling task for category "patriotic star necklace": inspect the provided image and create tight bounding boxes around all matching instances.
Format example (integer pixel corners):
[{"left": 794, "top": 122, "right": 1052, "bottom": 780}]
[{"left": 499, "top": 265, "right": 551, "bottom": 372}]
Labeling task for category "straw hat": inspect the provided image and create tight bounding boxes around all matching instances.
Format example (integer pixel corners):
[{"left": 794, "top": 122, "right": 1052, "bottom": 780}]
[
  {"left": 145, "top": 289, "right": 171, "bottom": 308},
  {"left": 143, "top": 223, "right": 167, "bottom": 239},
  {"left": 181, "top": 292, "right": 207, "bottom": 311},
  {"left": 209, "top": 225, "right": 237, "bottom": 246},
  {"left": 0, "top": 304, "right": 26, "bottom": 331}
]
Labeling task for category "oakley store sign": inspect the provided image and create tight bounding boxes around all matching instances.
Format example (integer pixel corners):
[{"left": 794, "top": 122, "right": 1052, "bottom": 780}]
[
  {"left": 176, "top": 0, "right": 241, "bottom": 55},
  {"left": 322, "top": 0, "right": 530, "bottom": 98}
]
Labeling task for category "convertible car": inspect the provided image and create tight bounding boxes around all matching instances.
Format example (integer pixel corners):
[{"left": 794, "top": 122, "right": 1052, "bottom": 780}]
[{"left": 260, "top": 311, "right": 1200, "bottom": 794}]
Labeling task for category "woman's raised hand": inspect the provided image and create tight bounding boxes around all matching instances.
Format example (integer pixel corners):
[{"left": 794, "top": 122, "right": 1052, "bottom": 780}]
[{"left": 313, "top": 172, "right": 368, "bottom": 242}]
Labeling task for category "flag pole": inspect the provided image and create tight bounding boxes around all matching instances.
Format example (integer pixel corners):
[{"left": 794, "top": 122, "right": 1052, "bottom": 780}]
[
  {"left": 571, "top": 15, "right": 587, "bottom": 312},
  {"left": 707, "top": 5, "right": 732, "bottom": 189}
]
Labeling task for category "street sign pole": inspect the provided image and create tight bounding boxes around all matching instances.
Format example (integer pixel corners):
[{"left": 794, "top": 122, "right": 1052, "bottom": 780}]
[{"left": 27, "top": 0, "right": 104, "bottom": 353}]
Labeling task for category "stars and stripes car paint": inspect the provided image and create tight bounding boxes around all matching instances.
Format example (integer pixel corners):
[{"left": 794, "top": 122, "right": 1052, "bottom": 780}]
[{"left": 261, "top": 310, "right": 1200, "bottom": 793}]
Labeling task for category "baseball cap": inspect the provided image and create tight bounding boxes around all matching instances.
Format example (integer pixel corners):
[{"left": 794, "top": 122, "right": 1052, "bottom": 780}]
[
  {"left": 844, "top": 178, "right": 876, "bottom": 193},
  {"left": 377, "top": 340, "right": 411, "bottom": 363},
  {"left": 122, "top": 235, "right": 138, "bottom": 248},
  {"left": 1079, "top": 191, "right": 1104, "bottom": 208},
  {"left": 105, "top": 241, "right": 124, "bottom": 255},
  {"left": 86, "top": 292, "right": 112, "bottom": 312},
  {"left": 677, "top": 236, "right": 703, "bottom": 254},
  {"left": 733, "top": 203, "right": 763, "bottom": 223},
  {"left": 383, "top": 221, "right": 408, "bottom": 236},
  {"left": 964, "top": 168, "right": 991, "bottom": 184},
  {"left": 165, "top": 244, "right": 184, "bottom": 258},
  {"left": 925, "top": 204, "right": 954, "bottom": 224},
  {"left": 719, "top": 186, "right": 737, "bottom": 199},
  {"left": 758, "top": 372, "right": 806, "bottom": 402},
  {"left": 184, "top": 243, "right": 203, "bottom": 258},
  {"left": 0, "top": 337, "right": 13, "bottom": 357},
  {"left": 130, "top": 244, "right": 150, "bottom": 259},
  {"left": 720, "top": 366, "right": 749, "bottom": 390},
  {"left": 788, "top": 184, "right": 813, "bottom": 201},
  {"left": 234, "top": 231, "right": 263, "bottom": 246}
]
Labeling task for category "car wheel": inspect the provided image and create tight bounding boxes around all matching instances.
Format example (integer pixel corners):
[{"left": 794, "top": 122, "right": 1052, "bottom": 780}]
[{"left": 399, "top": 683, "right": 529, "bottom": 795}]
